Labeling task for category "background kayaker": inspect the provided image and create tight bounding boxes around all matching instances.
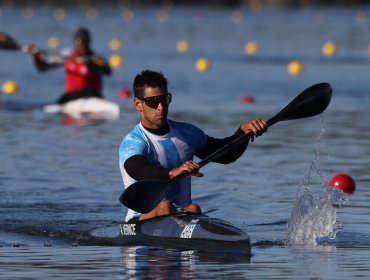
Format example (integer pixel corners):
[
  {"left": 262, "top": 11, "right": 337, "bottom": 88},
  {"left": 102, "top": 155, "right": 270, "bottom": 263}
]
[
  {"left": 119, "top": 70, "right": 268, "bottom": 222},
  {"left": 25, "top": 27, "right": 111, "bottom": 104}
]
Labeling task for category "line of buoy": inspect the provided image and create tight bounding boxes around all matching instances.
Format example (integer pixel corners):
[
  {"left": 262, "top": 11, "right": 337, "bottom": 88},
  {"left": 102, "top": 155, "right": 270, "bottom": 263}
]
[{"left": 5, "top": 6, "right": 359, "bottom": 108}]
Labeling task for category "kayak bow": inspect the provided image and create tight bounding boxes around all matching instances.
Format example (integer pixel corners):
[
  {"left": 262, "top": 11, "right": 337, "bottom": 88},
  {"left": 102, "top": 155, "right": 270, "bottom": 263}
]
[
  {"left": 116, "top": 212, "right": 251, "bottom": 255},
  {"left": 43, "top": 97, "right": 120, "bottom": 120}
]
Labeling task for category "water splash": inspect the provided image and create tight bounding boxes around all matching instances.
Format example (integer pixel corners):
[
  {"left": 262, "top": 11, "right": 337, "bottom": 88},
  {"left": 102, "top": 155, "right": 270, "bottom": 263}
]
[
  {"left": 286, "top": 115, "right": 347, "bottom": 246},
  {"left": 286, "top": 185, "right": 346, "bottom": 246}
]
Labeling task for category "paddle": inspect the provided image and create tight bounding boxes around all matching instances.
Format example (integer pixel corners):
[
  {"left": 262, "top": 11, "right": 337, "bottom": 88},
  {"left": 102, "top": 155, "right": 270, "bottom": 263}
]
[
  {"left": 0, "top": 32, "right": 23, "bottom": 50},
  {"left": 0, "top": 32, "right": 67, "bottom": 57},
  {"left": 119, "top": 82, "right": 333, "bottom": 213},
  {"left": 0, "top": 32, "right": 109, "bottom": 72}
]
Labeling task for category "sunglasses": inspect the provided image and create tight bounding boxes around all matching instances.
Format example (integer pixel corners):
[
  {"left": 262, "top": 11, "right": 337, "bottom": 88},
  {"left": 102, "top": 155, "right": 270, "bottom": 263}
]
[{"left": 140, "top": 93, "right": 172, "bottom": 109}]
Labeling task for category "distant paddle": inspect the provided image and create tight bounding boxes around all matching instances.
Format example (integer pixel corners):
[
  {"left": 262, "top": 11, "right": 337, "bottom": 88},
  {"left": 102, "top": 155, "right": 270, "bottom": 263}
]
[
  {"left": 119, "top": 82, "right": 333, "bottom": 213},
  {"left": 0, "top": 32, "right": 109, "bottom": 72},
  {"left": 0, "top": 32, "right": 23, "bottom": 50},
  {"left": 0, "top": 32, "right": 65, "bottom": 56}
]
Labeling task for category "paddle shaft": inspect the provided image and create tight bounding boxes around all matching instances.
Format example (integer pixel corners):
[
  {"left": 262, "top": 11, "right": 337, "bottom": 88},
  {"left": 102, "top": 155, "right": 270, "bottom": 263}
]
[
  {"left": 0, "top": 33, "right": 72, "bottom": 61},
  {"left": 169, "top": 115, "right": 281, "bottom": 184}
]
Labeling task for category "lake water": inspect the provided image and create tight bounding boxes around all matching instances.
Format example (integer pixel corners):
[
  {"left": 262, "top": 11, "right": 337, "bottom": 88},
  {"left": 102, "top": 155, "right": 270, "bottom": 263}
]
[{"left": 1, "top": 3, "right": 370, "bottom": 279}]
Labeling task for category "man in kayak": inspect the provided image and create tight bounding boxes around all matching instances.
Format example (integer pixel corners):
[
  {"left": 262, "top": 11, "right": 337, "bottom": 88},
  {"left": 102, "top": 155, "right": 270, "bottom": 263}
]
[
  {"left": 119, "top": 70, "right": 268, "bottom": 222},
  {"left": 25, "top": 27, "right": 111, "bottom": 104}
]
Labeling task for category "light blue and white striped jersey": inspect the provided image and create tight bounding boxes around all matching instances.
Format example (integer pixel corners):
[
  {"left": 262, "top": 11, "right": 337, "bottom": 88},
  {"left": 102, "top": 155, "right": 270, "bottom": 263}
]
[{"left": 119, "top": 119, "right": 208, "bottom": 221}]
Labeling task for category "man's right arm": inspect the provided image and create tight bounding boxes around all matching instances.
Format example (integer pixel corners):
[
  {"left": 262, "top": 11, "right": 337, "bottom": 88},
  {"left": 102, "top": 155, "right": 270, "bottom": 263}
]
[
  {"left": 124, "top": 155, "right": 170, "bottom": 181},
  {"left": 25, "top": 45, "right": 64, "bottom": 72}
]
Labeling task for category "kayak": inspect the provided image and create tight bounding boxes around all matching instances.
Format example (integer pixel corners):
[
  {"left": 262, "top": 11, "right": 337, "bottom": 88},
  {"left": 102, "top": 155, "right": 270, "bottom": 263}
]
[
  {"left": 108, "top": 212, "right": 251, "bottom": 255},
  {"left": 43, "top": 97, "right": 120, "bottom": 120}
]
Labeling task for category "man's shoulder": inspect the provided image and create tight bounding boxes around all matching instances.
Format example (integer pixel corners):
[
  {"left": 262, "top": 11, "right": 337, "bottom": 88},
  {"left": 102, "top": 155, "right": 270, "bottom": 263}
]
[
  {"left": 119, "top": 125, "right": 149, "bottom": 157},
  {"left": 123, "top": 124, "right": 146, "bottom": 142},
  {"left": 169, "top": 119, "right": 206, "bottom": 135},
  {"left": 168, "top": 119, "right": 200, "bottom": 131}
]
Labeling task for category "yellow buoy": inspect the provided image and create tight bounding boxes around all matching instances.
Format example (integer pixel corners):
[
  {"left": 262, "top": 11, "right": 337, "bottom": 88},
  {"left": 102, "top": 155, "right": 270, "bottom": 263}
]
[
  {"left": 195, "top": 58, "right": 211, "bottom": 72},
  {"left": 156, "top": 10, "right": 169, "bottom": 22},
  {"left": 287, "top": 60, "right": 304, "bottom": 76},
  {"left": 2, "top": 80, "right": 19, "bottom": 94},
  {"left": 109, "top": 38, "right": 122, "bottom": 51},
  {"left": 322, "top": 41, "right": 337, "bottom": 57},
  {"left": 231, "top": 11, "right": 243, "bottom": 23},
  {"left": 48, "top": 36, "right": 60, "bottom": 49},
  {"left": 53, "top": 7, "right": 66, "bottom": 21},
  {"left": 109, "top": 54, "right": 123, "bottom": 69},
  {"left": 22, "top": 7, "right": 34, "bottom": 19},
  {"left": 244, "top": 41, "right": 258, "bottom": 55},
  {"left": 86, "top": 8, "right": 98, "bottom": 21},
  {"left": 122, "top": 9, "right": 135, "bottom": 22},
  {"left": 176, "top": 39, "right": 189, "bottom": 53}
]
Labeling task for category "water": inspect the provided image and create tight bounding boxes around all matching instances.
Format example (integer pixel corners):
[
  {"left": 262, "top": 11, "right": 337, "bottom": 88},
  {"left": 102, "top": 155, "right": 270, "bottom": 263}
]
[{"left": 1, "top": 3, "right": 370, "bottom": 279}]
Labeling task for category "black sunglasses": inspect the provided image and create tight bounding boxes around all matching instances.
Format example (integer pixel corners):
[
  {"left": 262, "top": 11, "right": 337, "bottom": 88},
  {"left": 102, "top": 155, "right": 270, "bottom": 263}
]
[{"left": 140, "top": 93, "right": 172, "bottom": 109}]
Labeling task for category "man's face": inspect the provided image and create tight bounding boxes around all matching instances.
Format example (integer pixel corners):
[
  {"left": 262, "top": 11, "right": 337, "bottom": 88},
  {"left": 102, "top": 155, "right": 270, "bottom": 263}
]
[
  {"left": 135, "top": 87, "right": 171, "bottom": 129},
  {"left": 74, "top": 37, "right": 89, "bottom": 55}
]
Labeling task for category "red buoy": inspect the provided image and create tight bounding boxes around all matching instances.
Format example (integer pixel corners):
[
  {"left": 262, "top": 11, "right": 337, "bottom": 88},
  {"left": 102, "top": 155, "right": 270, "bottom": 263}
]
[
  {"left": 118, "top": 88, "right": 132, "bottom": 99},
  {"left": 240, "top": 95, "right": 255, "bottom": 104},
  {"left": 329, "top": 173, "right": 356, "bottom": 194}
]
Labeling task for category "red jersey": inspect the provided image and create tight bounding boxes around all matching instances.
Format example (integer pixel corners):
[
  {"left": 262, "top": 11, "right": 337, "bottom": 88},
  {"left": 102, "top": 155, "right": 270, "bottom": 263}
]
[{"left": 65, "top": 50, "right": 101, "bottom": 93}]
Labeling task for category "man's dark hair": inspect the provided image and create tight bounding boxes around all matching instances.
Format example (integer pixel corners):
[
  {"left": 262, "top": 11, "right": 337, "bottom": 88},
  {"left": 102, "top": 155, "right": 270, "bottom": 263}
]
[
  {"left": 133, "top": 70, "right": 168, "bottom": 98},
  {"left": 74, "top": 27, "right": 91, "bottom": 44}
]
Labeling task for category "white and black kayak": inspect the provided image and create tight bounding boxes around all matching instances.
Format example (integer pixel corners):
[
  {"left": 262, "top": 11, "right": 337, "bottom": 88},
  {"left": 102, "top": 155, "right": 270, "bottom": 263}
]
[
  {"left": 43, "top": 97, "right": 120, "bottom": 120},
  {"left": 92, "top": 212, "right": 251, "bottom": 255}
]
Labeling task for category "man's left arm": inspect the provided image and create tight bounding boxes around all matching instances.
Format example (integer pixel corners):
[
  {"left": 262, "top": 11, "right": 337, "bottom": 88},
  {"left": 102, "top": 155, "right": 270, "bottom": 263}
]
[
  {"left": 196, "top": 119, "right": 267, "bottom": 164},
  {"left": 87, "top": 56, "right": 112, "bottom": 76},
  {"left": 196, "top": 128, "right": 248, "bottom": 164}
]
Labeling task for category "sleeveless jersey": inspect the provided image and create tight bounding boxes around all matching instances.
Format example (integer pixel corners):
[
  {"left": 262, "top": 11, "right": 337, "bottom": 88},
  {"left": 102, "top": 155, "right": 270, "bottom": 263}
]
[
  {"left": 119, "top": 119, "right": 208, "bottom": 222},
  {"left": 65, "top": 50, "right": 101, "bottom": 93}
]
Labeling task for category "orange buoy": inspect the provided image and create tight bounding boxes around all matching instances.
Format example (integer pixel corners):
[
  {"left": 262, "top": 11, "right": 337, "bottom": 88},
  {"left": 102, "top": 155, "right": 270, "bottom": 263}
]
[{"left": 329, "top": 173, "right": 356, "bottom": 194}]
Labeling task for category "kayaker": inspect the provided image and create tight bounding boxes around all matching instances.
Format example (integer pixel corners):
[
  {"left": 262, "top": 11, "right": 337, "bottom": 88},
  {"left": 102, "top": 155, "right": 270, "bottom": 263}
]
[
  {"left": 25, "top": 27, "right": 111, "bottom": 104},
  {"left": 119, "top": 70, "right": 268, "bottom": 222}
]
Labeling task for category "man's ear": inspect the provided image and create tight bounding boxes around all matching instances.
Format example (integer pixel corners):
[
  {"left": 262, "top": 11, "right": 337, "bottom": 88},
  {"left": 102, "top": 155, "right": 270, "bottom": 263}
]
[{"left": 134, "top": 97, "right": 143, "bottom": 112}]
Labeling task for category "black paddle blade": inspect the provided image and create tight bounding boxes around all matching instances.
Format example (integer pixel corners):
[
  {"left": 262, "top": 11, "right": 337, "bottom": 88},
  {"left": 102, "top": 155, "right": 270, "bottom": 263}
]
[
  {"left": 0, "top": 33, "right": 20, "bottom": 50},
  {"left": 267, "top": 83, "right": 332, "bottom": 126},
  {"left": 119, "top": 180, "right": 171, "bottom": 213}
]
